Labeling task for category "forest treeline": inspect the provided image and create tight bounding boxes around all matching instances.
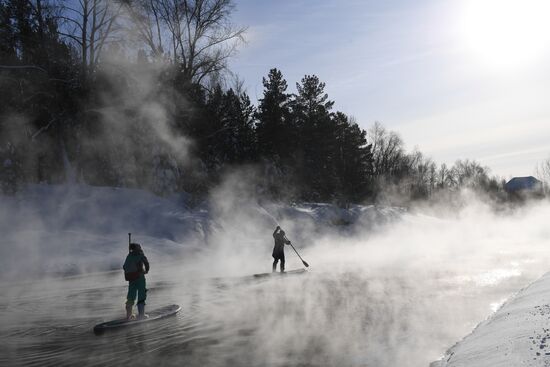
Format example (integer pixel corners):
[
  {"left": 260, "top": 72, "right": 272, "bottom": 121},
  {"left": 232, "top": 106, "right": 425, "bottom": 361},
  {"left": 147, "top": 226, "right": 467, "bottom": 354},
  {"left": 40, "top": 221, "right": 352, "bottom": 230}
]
[{"left": 0, "top": 0, "right": 506, "bottom": 204}]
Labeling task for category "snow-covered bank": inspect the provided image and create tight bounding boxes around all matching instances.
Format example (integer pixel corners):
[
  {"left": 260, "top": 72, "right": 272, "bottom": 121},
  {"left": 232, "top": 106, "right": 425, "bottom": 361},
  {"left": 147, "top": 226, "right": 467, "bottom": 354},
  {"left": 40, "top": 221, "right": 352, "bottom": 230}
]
[
  {"left": 0, "top": 184, "right": 403, "bottom": 279},
  {"left": 434, "top": 272, "right": 550, "bottom": 367}
]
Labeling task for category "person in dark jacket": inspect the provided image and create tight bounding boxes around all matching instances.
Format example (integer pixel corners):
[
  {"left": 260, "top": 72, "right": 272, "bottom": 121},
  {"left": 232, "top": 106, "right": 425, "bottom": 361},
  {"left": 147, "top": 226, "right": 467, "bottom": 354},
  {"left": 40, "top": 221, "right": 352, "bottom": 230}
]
[
  {"left": 123, "top": 243, "right": 150, "bottom": 320},
  {"left": 272, "top": 226, "right": 291, "bottom": 272}
]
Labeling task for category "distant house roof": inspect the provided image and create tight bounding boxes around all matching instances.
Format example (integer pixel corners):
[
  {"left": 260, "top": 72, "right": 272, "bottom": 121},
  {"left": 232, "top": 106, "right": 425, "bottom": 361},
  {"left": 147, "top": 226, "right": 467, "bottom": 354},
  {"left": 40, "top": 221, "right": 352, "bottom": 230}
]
[{"left": 504, "top": 176, "right": 543, "bottom": 192}]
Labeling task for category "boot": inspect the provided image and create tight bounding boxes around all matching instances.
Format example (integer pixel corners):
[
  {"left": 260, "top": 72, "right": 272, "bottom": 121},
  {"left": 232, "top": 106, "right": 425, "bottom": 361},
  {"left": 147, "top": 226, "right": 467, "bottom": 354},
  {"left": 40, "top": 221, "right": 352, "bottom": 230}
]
[
  {"left": 126, "top": 304, "right": 134, "bottom": 320},
  {"left": 137, "top": 303, "right": 148, "bottom": 320}
]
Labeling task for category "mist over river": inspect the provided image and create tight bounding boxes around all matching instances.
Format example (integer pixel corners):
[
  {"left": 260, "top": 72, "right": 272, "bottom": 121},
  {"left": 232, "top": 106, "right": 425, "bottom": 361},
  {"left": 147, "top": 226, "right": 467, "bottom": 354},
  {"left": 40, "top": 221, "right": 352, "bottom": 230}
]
[
  {"left": 2, "top": 199, "right": 550, "bottom": 367},
  {"left": 2, "top": 0, "right": 549, "bottom": 364}
]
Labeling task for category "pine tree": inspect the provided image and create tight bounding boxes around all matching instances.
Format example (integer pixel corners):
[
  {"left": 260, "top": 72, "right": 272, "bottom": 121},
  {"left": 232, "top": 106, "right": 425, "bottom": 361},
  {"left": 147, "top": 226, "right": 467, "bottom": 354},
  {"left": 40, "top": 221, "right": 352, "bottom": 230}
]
[
  {"left": 255, "top": 68, "right": 293, "bottom": 164},
  {"left": 219, "top": 89, "right": 257, "bottom": 164},
  {"left": 293, "top": 74, "right": 337, "bottom": 200},
  {"left": 201, "top": 86, "right": 257, "bottom": 167},
  {"left": 332, "top": 112, "right": 373, "bottom": 202}
]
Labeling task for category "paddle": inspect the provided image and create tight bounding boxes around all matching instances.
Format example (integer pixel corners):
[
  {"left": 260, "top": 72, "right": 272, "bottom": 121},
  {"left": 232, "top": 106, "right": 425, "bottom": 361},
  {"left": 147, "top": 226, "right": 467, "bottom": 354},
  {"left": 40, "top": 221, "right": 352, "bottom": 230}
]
[{"left": 285, "top": 235, "right": 310, "bottom": 268}]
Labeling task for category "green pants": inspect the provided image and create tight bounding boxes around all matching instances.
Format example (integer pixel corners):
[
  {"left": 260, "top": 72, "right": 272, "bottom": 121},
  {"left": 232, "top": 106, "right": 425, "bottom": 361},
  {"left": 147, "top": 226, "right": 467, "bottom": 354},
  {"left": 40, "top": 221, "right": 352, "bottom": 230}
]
[{"left": 126, "top": 275, "right": 146, "bottom": 306}]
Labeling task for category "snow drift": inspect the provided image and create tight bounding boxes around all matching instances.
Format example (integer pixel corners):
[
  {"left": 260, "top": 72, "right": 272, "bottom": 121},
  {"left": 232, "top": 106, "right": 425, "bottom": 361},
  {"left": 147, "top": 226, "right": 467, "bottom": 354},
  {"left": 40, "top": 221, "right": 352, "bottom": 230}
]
[{"left": 434, "top": 271, "right": 550, "bottom": 366}]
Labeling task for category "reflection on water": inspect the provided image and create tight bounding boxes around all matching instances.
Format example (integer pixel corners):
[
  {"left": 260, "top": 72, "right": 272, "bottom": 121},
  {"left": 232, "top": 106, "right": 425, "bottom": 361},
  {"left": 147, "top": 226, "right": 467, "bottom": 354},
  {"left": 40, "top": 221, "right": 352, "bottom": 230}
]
[{"left": 0, "top": 252, "right": 546, "bottom": 367}]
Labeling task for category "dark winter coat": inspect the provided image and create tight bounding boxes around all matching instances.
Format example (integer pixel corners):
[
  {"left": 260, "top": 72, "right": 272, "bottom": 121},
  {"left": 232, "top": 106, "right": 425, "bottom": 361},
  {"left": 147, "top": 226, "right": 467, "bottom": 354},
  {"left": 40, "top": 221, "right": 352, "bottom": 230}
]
[{"left": 272, "top": 230, "right": 290, "bottom": 257}]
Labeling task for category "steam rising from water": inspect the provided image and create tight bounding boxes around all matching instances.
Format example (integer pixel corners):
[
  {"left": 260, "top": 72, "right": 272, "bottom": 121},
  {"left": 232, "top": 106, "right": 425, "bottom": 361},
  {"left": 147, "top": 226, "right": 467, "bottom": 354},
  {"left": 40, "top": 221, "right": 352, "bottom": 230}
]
[
  {"left": 1, "top": 183, "right": 550, "bottom": 366},
  {"left": 4, "top": 16, "right": 549, "bottom": 366}
]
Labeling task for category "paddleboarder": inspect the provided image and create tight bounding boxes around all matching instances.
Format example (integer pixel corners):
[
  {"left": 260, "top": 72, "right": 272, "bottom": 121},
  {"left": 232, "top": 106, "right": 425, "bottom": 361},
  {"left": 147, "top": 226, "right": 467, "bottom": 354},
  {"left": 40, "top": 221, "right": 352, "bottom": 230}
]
[
  {"left": 123, "top": 243, "right": 150, "bottom": 320},
  {"left": 272, "top": 226, "right": 291, "bottom": 273}
]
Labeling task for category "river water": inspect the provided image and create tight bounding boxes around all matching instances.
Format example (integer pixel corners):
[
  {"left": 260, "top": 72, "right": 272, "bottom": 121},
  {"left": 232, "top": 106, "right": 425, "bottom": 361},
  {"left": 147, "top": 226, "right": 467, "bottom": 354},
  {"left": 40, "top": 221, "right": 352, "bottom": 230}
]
[
  {"left": 0, "top": 251, "right": 547, "bottom": 367},
  {"left": 3, "top": 202, "right": 550, "bottom": 366}
]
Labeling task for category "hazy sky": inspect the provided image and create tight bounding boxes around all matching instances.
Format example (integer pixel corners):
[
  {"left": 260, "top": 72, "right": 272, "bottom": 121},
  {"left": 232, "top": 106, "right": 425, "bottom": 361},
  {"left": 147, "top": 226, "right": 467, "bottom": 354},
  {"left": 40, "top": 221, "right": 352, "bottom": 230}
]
[{"left": 230, "top": 0, "right": 550, "bottom": 178}]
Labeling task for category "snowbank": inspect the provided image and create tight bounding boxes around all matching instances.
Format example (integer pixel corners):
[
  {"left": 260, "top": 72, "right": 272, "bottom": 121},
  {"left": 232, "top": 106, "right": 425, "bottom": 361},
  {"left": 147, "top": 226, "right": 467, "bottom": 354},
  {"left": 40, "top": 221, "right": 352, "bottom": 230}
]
[{"left": 434, "top": 272, "right": 550, "bottom": 367}]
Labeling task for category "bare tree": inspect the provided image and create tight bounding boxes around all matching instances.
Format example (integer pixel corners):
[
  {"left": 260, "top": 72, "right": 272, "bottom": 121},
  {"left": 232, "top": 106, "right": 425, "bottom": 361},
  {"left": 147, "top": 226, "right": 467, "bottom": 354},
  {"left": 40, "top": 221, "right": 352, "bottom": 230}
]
[
  {"left": 450, "top": 159, "right": 490, "bottom": 190},
  {"left": 535, "top": 156, "right": 550, "bottom": 194},
  {"left": 56, "top": 0, "right": 123, "bottom": 78},
  {"left": 408, "top": 150, "right": 436, "bottom": 197},
  {"left": 427, "top": 160, "right": 437, "bottom": 194},
  {"left": 120, "top": 0, "right": 165, "bottom": 58},
  {"left": 437, "top": 163, "right": 455, "bottom": 189},
  {"left": 368, "top": 121, "right": 406, "bottom": 178},
  {"left": 125, "top": 0, "right": 246, "bottom": 85}
]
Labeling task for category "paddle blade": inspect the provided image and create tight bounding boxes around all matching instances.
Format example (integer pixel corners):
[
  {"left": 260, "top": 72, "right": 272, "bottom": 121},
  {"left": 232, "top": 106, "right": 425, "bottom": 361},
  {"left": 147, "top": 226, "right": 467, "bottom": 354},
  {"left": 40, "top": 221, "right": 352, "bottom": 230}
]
[{"left": 302, "top": 260, "right": 310, "bottom": 268}]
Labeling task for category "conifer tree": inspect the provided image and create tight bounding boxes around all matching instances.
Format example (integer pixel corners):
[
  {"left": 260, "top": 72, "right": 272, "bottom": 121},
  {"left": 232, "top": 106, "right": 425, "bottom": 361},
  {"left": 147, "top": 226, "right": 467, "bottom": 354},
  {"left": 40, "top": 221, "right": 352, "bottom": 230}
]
[
  {"left": 219, "top": 89, "right": 256, "bottom": 164},
  {"left": 332, "top": 112, "right": 373, "bottom": 201},
  {"left": 293, "top": 74, "right": 337, "bottom": 200},
  {"left": 255, "top": 68, "right": 293, "bottom": 164},
  {"left": 202, "top": 86, "right": 257, "bottom": 167}
]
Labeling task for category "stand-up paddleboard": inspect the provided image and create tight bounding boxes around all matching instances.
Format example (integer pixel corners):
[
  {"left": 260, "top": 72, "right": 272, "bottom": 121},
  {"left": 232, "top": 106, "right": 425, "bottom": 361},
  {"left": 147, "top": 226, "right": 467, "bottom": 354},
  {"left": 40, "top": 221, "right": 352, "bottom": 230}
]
[
  {"left": 93, "top": 304, "right": 181, "bottom": 335},
  {"left": 253, "top": 268, "right": 307, "bottom": 278}
]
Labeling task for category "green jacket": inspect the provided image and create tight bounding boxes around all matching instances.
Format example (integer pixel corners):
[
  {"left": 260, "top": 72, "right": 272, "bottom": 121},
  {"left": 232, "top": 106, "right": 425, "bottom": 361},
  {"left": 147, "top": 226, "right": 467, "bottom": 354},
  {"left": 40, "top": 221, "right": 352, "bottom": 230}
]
[{"left": 123, "top": 251, "right": 150, "bottom": 280}]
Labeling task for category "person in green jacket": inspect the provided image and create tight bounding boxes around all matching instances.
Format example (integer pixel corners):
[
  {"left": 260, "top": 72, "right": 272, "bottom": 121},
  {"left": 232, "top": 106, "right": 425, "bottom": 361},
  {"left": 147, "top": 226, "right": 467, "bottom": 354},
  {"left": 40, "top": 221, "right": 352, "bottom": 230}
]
[{"left": 123, "top": 243, "right": 150, "bottom": 320}]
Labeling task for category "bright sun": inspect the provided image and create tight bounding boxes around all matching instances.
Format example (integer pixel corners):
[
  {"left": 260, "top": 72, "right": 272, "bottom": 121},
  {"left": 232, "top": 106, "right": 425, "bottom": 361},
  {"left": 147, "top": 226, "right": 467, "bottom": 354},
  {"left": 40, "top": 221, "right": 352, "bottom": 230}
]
[{"left": 459, "top": 0, "right": 550, "bottom": 70}]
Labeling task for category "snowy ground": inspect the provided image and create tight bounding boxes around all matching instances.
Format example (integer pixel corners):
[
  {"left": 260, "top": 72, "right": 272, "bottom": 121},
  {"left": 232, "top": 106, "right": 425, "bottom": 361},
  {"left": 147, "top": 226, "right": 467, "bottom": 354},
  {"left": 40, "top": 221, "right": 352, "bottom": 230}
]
[{"left": 434, "top": 271, "right": 550, "bottom": 367}]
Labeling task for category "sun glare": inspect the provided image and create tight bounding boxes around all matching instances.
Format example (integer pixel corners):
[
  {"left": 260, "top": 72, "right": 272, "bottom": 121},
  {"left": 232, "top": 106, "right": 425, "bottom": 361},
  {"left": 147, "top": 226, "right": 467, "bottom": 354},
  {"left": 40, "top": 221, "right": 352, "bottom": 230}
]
[{"left": 459, "top": 0, "right": 550, "bottom": 70}]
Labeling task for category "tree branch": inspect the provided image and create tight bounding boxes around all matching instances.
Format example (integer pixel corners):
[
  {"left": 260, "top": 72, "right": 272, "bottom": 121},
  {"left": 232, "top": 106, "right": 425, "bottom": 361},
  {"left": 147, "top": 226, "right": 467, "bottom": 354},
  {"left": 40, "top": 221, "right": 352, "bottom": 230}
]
[{"left": 0, "top": 65, "right": 48, "bottom": 73}]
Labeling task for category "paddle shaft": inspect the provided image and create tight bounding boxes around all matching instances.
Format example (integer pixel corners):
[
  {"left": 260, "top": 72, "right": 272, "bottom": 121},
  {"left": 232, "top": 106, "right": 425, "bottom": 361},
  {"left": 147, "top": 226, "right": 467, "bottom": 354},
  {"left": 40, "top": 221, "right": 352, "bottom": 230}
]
[
  {"left": 284, "top": 235, "right": 309, "bottom": 267},
  {"left": 290, "top": 243, "right": 304, "bottom": 261}
]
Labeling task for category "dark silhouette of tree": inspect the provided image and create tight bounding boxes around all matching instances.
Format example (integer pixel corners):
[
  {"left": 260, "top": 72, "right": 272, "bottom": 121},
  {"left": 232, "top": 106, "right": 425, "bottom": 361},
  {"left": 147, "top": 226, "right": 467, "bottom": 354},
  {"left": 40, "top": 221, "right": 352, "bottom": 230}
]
[
  {"left": 0, "top": 0, "right": 77, "bottom": 189},
  {"left": 0, "top": 1, "right": 508, "bottom": 204},
  {"left": 368, "top": 121, "right": 407, "bottom": 180},
  {"left": 190, "top": 85, "right": 256, "bottom": 172},
  {"left": 220, "top": 89, "right": 256, "bottom": 163},
  {"left": 292, "top": 74, "right": 338, "bottom": 200},
  {"left": 332, "top": 112, "right": 373, "bottom": 202},
  {"left": 255, "top": 68, "right": 293, "bottom": 164}
]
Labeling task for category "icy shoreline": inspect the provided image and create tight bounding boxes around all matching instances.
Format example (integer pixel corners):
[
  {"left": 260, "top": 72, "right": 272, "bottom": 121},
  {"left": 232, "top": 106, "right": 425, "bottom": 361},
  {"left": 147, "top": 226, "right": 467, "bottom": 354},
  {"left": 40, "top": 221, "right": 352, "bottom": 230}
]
[{"left": 433, "top": 271, "right": 550, "bottom": 366}]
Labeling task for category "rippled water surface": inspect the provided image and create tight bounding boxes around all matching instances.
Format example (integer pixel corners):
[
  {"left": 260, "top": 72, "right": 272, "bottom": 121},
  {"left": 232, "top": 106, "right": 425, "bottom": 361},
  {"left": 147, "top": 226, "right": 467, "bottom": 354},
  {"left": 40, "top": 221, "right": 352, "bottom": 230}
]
[{"left": 1, "top": 249, "right": 548, "bottom": 367}]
